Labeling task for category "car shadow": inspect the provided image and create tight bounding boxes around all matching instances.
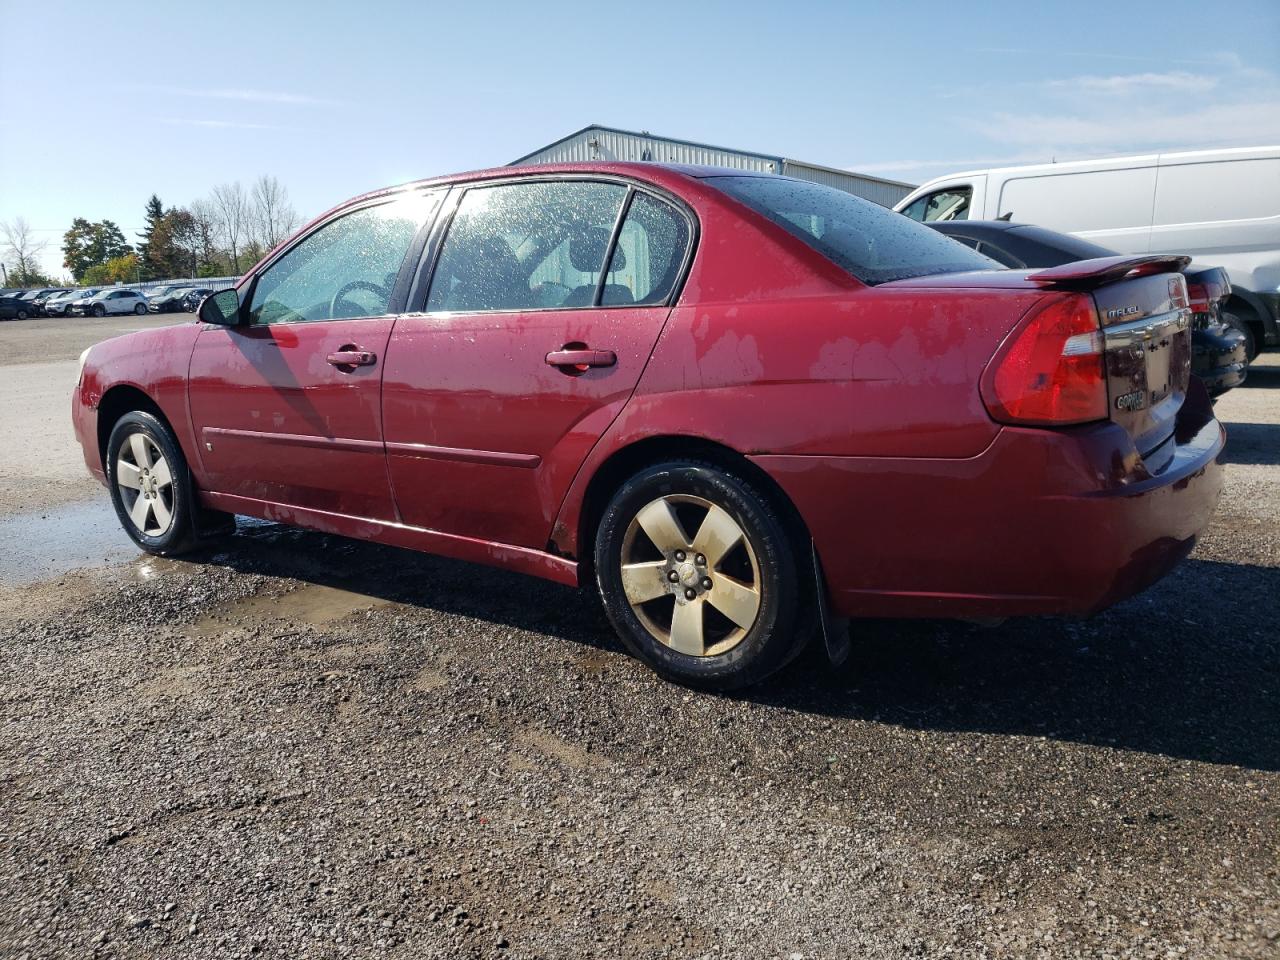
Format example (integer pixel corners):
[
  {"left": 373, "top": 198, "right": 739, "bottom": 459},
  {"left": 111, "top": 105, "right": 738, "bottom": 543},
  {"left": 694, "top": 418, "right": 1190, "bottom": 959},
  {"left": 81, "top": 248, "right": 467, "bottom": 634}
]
[
  {"left": 1241, "top": 361, "right": 1280, "bottom": 388},
  {"left": 190, "top": 524, "right": 1280, "bottom": 772},
  {"left": 1220, "top": 422, "right": 1280, "bottom": 466}
]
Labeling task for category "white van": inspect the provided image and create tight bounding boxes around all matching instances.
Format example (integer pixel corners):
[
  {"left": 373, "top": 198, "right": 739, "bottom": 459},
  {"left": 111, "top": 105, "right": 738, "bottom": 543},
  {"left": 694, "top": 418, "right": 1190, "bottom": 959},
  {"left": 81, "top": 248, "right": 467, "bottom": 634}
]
[{"left": 894, "top": 146, "right": 1280, "bottom": 357}]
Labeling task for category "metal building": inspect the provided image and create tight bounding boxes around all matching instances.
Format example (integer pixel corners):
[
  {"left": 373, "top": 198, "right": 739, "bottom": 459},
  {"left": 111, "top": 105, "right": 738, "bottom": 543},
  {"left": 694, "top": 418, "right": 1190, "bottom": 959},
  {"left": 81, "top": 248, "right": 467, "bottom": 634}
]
[{"left": 510, "top": 124, "right": 915, "bottom": 207}]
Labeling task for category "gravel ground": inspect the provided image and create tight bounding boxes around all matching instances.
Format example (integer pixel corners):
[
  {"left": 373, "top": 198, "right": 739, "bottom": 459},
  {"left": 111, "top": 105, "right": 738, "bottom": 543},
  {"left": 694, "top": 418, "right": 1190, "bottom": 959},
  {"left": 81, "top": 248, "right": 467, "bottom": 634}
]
[{"left": 0, "top": 317, "right": 1277, "bottom": 959}]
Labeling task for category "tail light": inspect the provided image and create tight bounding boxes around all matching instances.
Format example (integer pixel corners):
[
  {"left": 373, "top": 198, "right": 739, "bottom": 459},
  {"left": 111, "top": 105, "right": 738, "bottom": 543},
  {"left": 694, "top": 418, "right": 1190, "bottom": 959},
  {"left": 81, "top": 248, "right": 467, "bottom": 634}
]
[{"left": 981, "top": 293, "right": 1107, "bottom": 426}]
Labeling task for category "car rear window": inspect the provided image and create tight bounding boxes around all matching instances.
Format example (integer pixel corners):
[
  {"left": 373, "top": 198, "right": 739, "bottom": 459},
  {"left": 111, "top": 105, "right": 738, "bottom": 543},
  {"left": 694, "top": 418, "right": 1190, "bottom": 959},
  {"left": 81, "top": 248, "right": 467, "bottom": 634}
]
[{"left": 706, "top": 175, "right": 998, "bottom": 284}]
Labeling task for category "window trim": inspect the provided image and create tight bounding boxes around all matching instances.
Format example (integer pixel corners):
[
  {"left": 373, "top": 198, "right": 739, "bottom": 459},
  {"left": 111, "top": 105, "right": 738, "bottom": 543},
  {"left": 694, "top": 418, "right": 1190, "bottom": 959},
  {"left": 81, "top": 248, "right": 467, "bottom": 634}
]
[
  {"left": 405, "top": 173, "right": 699, "bottom": 316},
  {"left": 239, "top": 187, "right": 444, "bottom": 327}
]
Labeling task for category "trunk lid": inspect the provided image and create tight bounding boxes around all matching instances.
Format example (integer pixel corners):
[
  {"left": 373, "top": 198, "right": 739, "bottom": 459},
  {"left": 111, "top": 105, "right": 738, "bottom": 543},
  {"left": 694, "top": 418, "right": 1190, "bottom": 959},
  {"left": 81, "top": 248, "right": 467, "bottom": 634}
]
[
  {"left": 1091, "top": 271, "right": 1193, "bottom": 466},
  {"left": 889, "top": 256, "right": 1194, "bottom": 466}
]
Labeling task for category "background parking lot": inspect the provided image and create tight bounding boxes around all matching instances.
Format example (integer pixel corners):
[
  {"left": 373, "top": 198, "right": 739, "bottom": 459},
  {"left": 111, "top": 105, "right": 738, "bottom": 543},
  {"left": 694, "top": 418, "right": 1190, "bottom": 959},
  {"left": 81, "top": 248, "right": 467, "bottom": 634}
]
[{"left": 1, "top": 315, "right": 1277, "bottom": 958}]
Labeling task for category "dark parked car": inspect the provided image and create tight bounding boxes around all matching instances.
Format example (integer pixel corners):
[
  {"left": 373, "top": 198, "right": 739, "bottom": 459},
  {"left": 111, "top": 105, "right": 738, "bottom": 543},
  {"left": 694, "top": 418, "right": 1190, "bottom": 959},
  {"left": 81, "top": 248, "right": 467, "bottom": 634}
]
[
  {"left": 146, "top": 285, "right": 196, "bottom": 313},
  {"left": 0, "top": 295, "right": 37, "bottom": 320},
  {"left": 180, "top": 288, "right": 216, "bottom": 312},
  {"left": 72, "top": 163, "right": 1224, "bottom": 689},
  {"left": 928, "top": 220, "right": 1248, "bottom": 395}
]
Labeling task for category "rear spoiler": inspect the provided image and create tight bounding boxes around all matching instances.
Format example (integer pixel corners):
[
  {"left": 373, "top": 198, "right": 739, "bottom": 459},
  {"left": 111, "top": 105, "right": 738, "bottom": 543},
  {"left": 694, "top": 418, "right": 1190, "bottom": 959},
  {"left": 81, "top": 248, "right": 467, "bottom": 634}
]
[{"left": 1027, "top": 255, "right": 1192, "bottom": 291}]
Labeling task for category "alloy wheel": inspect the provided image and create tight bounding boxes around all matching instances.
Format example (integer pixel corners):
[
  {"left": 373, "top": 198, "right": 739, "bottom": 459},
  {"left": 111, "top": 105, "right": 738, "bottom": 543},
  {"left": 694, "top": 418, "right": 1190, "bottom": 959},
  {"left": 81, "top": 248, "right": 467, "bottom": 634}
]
[
  {"left": 619, "top": 494, "right": 762, "bottom": 657},
  {"left": 116, "top": 432, "right": 175, "bottom": 536}
]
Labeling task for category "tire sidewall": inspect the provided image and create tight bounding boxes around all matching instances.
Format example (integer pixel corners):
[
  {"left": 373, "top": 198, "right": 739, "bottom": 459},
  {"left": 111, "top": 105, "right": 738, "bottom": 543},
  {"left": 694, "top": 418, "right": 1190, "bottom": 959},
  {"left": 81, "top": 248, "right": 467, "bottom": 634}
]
[
  {"left": 106, "top": 411, "right": 196, "bottom": 555},
  {"left": 92, "top": 304, "right": 105, "bottom": 317},
  {"left": 595, "top": 462, "right": 799, "bottom": 690}
]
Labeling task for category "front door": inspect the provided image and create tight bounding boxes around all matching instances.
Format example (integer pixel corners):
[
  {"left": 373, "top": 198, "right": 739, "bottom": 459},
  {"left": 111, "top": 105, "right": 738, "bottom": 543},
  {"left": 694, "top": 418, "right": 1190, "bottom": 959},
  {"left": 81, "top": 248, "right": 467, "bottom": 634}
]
[
  {"left": 382, "top": 179, "right": 693, "bottom": 548},
  {"left": 188, "top": 192, "right": 439, "bottom": 519}
]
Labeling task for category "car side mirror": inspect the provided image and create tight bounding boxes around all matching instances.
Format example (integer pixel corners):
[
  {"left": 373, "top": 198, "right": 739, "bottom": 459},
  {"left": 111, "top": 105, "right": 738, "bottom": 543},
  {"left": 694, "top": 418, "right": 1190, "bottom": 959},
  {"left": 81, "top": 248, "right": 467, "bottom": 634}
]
[{"left": 198, "top": 289, "right": 242, "bottom": 326}]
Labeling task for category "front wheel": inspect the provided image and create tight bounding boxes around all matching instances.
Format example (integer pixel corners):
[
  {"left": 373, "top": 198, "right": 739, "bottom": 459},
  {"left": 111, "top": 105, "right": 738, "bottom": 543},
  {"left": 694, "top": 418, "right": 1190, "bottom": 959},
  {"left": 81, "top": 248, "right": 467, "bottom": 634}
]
[
  {"left": 106, "top": 411, "right": 200, "bottom": 555},
  {"left": 91, "top": 304, "right": 105, "bottom": 317},
  {"left": 595, "top": 461, "right": 802, "bottom": 690},
  {"left": 134, "top": 302, "right": 146, "bottom": 315},
  {"left": 16, "top": 309, "right": 28, "bottom": 320}
]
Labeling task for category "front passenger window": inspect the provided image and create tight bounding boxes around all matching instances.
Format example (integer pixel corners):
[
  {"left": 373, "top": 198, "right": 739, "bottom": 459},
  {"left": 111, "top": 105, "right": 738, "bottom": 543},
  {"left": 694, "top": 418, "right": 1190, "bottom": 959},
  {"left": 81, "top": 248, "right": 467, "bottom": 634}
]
[{"left": 247, "top": 191, "right": 439, "bottom": 325}]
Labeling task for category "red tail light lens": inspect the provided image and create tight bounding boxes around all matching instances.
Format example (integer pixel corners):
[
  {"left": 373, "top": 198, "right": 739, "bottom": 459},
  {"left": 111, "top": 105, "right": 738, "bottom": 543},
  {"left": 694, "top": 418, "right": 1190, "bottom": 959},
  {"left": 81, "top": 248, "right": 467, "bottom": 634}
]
[{"left": 981, "top": 294, "right": 1107, "bottom": 426}]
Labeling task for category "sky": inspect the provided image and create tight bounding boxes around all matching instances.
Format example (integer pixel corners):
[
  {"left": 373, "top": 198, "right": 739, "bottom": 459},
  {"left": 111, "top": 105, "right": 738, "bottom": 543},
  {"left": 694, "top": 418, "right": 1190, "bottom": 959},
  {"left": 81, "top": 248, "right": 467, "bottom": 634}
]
[{"left": 1, "top": 0, "right": 1278, "bottom": 278}]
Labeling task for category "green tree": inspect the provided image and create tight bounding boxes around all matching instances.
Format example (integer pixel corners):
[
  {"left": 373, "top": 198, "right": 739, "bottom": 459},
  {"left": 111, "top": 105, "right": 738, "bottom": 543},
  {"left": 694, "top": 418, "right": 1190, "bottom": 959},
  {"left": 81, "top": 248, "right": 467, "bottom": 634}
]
[
  {"left": 137, "top": 194, "right": 166, "bottom": 279},
  {"left": 62, "top": 219, "right": 132, "bottom": 281},
  {"left": 82, "top": 253, "right": 140, "bottom": 286}
]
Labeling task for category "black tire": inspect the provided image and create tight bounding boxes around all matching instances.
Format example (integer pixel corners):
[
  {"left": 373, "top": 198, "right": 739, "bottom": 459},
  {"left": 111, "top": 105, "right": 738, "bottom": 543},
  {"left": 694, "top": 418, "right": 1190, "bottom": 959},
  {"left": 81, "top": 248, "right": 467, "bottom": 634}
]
[
  {"left": 16, "top": 309, "right": 28, "bottom": 320},
  {"left": 92, "top": 303, "right": 105, "bottom": 317},
  {"left": 106, "top": 411, "right": 200, "bottom": 556},
  {"left": 594, "top": 460, "right": 802, "bottom": 690},
  {"left": 134, "top": 302, "right": 146, "bottom": 315},
  {"left": 1223, "top": 311, "right": 1258, "bottom": 362}
]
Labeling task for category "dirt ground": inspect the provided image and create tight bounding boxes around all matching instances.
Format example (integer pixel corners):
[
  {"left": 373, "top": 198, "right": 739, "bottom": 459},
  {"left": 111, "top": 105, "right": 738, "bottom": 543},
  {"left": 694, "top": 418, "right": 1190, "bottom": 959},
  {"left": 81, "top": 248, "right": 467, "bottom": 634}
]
[{"left": 0, "top": 314, "right": 1276, "bottom": 959}]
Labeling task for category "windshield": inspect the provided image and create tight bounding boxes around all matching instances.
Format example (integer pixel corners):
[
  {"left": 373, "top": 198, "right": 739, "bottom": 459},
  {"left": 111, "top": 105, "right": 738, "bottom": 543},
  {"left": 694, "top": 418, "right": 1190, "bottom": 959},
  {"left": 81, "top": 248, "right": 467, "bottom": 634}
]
[{"left": 706, "top": 175, "right": 999, "bottom": 285}]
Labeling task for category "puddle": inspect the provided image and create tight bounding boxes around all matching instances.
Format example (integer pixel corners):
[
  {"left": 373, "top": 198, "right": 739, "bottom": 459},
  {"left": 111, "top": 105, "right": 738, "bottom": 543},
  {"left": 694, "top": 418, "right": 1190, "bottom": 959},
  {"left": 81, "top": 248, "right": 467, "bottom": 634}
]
[
  {"left": 0, "top": 498, "right": 139, "bottom": 586},
  {"left": 188, "top": 582, "right": 394, "bottom": 635}
]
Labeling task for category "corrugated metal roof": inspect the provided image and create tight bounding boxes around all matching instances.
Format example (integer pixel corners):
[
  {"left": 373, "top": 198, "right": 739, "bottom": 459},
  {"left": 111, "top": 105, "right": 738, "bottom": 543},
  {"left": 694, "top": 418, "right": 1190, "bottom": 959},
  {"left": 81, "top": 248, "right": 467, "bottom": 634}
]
[{"left": 511, "top": 125, "right": 915, "bottom": 205}]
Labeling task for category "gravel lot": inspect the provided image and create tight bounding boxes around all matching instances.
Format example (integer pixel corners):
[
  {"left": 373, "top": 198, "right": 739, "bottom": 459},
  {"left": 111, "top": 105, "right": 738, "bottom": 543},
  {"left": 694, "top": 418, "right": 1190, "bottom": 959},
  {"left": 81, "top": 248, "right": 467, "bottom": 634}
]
[{"left": 1, "top": 315, "right": 1277, "bottom": 959}]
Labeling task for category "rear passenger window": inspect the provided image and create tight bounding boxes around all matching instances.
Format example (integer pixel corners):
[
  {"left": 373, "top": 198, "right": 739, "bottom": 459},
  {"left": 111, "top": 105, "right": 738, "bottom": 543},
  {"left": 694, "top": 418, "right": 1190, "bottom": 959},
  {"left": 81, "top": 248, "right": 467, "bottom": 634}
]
[
  {"left": 427, "top": 181, "right": 627, "bottom": 312},
  {"left": 602, "top": 193, "right": 690, "bottom": 306}
]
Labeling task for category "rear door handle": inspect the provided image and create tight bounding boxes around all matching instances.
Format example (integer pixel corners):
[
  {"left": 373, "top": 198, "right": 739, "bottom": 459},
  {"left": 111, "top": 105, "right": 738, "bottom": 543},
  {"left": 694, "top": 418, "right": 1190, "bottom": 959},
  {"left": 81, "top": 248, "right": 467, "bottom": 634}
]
[
  {"left": 326, "top": 348, "right": 377, "bottom": 368},
  {"left": 545, "top": 348, "right": 616, "bottom": 369}
]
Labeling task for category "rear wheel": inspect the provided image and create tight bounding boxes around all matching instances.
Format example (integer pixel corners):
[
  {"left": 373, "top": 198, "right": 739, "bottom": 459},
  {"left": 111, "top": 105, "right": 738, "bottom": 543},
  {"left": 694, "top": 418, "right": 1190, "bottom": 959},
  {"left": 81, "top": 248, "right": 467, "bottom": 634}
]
[
  {"left": 106, "top": 411, "right": 199, "bottom": 555},
  {"left": 1223, "top": 311, "right": 1258, "bottom": 362},
  {"left": 595, "top": 461, "right": 801, "bottom": 690}
]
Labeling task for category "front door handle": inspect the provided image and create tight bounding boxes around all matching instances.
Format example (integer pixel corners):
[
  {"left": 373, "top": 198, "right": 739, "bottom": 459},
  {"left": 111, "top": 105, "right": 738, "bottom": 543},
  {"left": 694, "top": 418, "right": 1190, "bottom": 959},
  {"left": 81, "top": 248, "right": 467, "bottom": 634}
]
[
  {"left": 545, "top": 348, "right": 616, "bottom": 370},
  {"left": 326, "top": 348, "right": 377, "bottom": 368}
]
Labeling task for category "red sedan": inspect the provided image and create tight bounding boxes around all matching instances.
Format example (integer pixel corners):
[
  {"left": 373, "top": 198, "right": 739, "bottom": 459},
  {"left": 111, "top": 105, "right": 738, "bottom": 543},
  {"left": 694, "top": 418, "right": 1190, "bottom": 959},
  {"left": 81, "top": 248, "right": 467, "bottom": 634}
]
[{"left": 72, "top": 163, "right": 1224, "bottom": 688}]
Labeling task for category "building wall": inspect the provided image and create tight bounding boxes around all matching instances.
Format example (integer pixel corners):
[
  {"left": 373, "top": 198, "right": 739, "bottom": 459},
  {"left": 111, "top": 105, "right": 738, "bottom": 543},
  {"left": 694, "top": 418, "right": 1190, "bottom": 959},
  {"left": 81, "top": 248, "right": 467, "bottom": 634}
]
[{"left": 513, "top": 127, "right": 913, "bottom": 206}]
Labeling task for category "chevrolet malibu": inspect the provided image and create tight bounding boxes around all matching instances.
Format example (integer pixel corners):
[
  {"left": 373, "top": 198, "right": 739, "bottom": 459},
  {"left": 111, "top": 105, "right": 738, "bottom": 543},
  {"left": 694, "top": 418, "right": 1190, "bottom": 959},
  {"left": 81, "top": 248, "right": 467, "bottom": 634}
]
[{"left": 72, "top": 163, "right": 1225, "bottom": 689}]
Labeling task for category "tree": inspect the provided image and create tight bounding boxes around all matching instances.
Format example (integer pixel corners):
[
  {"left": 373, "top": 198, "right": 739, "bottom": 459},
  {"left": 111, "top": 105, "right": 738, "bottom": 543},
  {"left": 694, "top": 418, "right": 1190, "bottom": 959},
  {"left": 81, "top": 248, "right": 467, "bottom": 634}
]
[
  {"left": 82, "top": 253, "right": 140, "bottom": 286},
  {"left": 2, "top": 217, "right": 51, "bottom": 286},
  {"left": 250, "top": 174, "right": 299, "bottom": 251},
  {"left": 165, "top": 209, "right": 201, "bottom": 278},
  {"left": 137, "top": 194, "right": 166, "bottom": 279},
  {"left": 210, "top": 181, "right": 249, "bottom": 272},
  {"left": 187, "top": 200, "right": 223, "bottom": 274},
  {"left": 62, "top": 219, "right": 132, "bottom": 281}
]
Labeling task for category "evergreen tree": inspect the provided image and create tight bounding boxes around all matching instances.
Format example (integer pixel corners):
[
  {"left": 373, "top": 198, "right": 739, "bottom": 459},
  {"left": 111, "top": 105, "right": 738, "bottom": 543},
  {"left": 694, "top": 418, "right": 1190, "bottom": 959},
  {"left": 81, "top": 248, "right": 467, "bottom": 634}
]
[{"left": 137, "top": 194, "right": 166, "bottom": 279}]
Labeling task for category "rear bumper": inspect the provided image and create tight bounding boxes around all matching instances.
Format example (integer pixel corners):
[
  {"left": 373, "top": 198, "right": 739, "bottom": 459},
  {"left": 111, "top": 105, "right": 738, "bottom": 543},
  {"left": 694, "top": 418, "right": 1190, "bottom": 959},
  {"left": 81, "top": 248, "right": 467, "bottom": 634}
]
[
  {"left": 1193, "top": 324, "right": 1248, "bottom": 394},
  {"left": 754, "top": 384, "right": 1225, "bottom": 620}
]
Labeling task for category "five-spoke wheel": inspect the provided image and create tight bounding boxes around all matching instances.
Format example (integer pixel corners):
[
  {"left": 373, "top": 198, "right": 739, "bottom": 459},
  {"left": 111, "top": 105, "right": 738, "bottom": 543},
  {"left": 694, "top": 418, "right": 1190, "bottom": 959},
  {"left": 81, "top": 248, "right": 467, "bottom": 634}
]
[
  {"left": 106, "top": 410, "right": 201, "bottom": 555},
  {"left": 620, "top": 494, "right": 762, "bottom": 658},
  {"left": 596, "top": 461, "right": 802, "bottom": 689},
  {"left": 115, "top": 431, "right": 175, "bottom": 537}
]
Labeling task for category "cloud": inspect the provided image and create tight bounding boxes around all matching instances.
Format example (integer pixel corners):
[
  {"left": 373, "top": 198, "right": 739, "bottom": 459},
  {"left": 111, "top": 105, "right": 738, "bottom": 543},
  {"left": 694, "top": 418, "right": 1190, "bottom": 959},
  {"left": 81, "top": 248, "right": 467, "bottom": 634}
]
[
  {"left": 850, "top": 153, "right": 1051, "bottom": 175},
  {"left": 977, "top": 100, "right": 1280, "bottom": 149},
  {"left": 158, "top": 118, "right": 278, "bottom": 130},
  {"left": 140, "top": 85, "right": 340, "bottom": 106},
  {"left": 1047, "top": 71, "right": 1220, "bottom": 95},
  {"left": 973, "top": 47, "right": 1221, "bottom": 66}
]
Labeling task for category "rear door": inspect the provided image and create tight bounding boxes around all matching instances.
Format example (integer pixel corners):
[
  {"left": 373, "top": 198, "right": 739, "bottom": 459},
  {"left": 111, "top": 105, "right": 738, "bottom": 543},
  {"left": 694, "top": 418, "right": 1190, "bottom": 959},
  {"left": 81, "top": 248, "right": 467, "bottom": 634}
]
[
  {"left": 382, "top": 178, "right": 693, "bottom": 548},
  {"left": 188, "top": 191, "right": 440, "bottom": 519}
]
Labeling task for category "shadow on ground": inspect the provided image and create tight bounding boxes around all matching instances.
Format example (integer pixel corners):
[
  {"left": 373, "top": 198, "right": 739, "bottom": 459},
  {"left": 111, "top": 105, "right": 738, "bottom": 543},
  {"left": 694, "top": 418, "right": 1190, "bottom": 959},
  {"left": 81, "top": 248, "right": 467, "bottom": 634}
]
[
  {"left": 1219, "top": 422, "right": 1280, "bottom": 466},
  {"left": 190, "top": 522, "right": 1280, "bottom": 772}
]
